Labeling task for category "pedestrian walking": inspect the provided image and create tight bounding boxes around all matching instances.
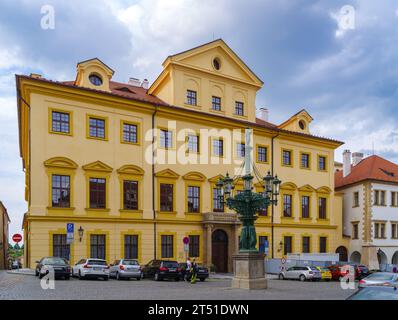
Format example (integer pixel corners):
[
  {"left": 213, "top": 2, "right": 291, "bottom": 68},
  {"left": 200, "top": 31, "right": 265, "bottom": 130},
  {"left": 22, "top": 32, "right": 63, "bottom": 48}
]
[
  {"left": 393, "top": 266, "right": 397, "bottom": 273},
  {"left": 186, "top": 257, "right": 192, "bottom": 281},
  {"left": 190, "top": 258, "right": 198, "bottom": 284}
]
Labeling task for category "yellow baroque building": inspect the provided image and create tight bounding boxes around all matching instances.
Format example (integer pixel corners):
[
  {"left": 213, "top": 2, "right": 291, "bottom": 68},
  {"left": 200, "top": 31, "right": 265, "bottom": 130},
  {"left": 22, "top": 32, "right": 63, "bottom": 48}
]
[{"left": 17, "top": 39, "right": 349, "bottom": 271}]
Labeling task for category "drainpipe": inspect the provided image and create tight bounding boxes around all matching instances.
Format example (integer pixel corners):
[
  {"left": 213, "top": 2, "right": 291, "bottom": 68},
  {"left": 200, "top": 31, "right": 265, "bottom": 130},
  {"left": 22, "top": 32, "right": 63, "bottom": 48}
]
[
  {"left": 271, "top": 133, "right": 279, "bottom": 259},
  {"left": 152, "top": 106, "right": 158, "bottom": 260}
]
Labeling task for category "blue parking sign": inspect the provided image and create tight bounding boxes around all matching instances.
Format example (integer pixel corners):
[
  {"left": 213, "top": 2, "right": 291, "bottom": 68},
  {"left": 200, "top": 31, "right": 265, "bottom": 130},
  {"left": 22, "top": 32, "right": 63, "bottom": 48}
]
[{"left": 67, "top": 223, "right": 74, "bottom": 233}]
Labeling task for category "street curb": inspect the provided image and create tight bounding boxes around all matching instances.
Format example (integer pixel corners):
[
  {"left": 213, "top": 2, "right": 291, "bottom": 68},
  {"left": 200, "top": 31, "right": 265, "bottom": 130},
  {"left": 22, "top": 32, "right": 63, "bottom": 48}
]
[{"left": 6, "top": 270, "right": 35, "bottom": 276}]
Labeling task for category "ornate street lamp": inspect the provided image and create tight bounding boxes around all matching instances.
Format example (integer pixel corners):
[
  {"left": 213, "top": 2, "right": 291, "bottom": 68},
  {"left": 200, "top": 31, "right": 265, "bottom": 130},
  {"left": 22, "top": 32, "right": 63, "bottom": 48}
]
[{"left": 217, "top": 130, "right": 282, "bottom": 253}]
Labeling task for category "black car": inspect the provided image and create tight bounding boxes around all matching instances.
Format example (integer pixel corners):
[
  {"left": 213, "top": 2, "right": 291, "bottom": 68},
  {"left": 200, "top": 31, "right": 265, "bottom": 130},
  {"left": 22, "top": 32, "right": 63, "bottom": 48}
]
[
  {"left": 141, "top": 260, "right": 180, "bottom": 281},
  {"left": 35, "top": 257, "right": 71, "bottom": 280},
  {"left": 178, "top": 263, "right": 209, "bottom": 282},
  {"left": 347, "top": 286, "right": 398, "bottom": 300}
]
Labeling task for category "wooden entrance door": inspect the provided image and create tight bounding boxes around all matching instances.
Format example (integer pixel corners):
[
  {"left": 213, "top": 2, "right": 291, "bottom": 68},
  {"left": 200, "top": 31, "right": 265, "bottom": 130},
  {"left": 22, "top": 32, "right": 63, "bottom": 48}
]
[{"left": 212, "top": 229, "right": 228, "bottom": 273}]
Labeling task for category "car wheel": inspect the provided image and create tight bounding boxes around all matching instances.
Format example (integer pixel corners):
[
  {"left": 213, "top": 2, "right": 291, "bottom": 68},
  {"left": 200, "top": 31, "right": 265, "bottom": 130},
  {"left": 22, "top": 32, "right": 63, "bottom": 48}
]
[
  {"left": 103, "top": 276, "right": 109, "bottom": 281},
  {"left": 299, "top": 275, "right": 306, "bottom": 282},
  {"left": 38, "top": 273, "right": 43, "bottom": 279},
  {"left": 35, "top": 269, "right": 39, "bottom": 277},
  {"left": 200, "top": 278, "right": 205, "bottom": 282},
  {"left": 116, "top": 272, "right": 120, "bottom": 280},
  {"left": 78, "top": 271, "right": 84, "bottom": 280},
  {"left": 136, "top": 277, "right": 141, "bottom": 281},
  {"left": 65, "top": 275, "right": 70, "bottom": 280},
  {"left": 278, "top": 274, "right": 285, "bottom": 280},
  {"left": 175, "top": 277, "right": 180, "bottom": 282}
]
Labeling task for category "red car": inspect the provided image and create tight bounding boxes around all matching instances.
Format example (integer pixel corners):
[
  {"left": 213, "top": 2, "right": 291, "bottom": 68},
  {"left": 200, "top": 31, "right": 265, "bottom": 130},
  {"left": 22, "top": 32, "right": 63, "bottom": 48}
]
[
  {"left": 327, "top": 265, "right": 353, "bottom": 281},
  {"left": 328, "top": 264, "right": 370, "bottom": 280}
]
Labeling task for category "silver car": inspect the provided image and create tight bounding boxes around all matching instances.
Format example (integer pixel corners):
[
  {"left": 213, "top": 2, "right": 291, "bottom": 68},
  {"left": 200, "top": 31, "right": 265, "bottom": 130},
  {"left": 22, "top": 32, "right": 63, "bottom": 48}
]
[
  {"left": 72, "top": 258, "right": 109, "bottom": 280},
  {"left": 109, "top": 259, "right": 142, "bottom": 280},
  {"left": 358, "top": 272, "right": 398, "bottom": 288},
  {"left": 279, "top": 266, "right": 322, "bottom": 281}
]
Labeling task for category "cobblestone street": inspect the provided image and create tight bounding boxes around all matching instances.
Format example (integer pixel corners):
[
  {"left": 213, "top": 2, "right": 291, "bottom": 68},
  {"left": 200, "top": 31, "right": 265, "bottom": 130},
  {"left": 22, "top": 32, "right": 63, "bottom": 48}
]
[{"left": 0, "top": 271, "right": 356, "bottom": 300}]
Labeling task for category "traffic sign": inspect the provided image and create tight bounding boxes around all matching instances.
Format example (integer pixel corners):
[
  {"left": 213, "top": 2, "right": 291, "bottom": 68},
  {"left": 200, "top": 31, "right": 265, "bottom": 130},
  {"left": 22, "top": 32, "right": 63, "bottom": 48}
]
[
  {"left": 12, "top": 234, "right": 22, "bottom": 243},
  {"left": 67, "top": 223, "right": 74, "bottom": 233},
  {"left": 183, "top": 236, "right": 190, "bottom": 245},
  {"left": 66, "top": 223, "right": 74, "bottom": 244}
]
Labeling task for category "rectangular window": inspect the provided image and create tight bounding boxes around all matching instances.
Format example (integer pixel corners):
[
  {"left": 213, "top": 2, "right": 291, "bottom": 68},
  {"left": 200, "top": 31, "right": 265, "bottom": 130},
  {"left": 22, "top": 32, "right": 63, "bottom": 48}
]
[
  {"left": 283, "top": 194, "right": 292, "bottom": 217},
  {"left": 391, "top": 192, "right": 397, "bottom": 207},
  {"left": 52, "top": 111, "right": 70, "bottom": 134},
  {"left": 374, "top": 190, "right": 380, "bottom": 205},
  {"left": 381, "top": 223, "right": 385, "bottom": 238},
  {"left": 353, "top": 192, "right": 359, "bottom": 207},
  {"left": 89, "top": 178, "right": 106, "bottom": 209},
  {"left": 123, "top": 180, "right": 138, "bottom": 210},
  {"left": 160, "top": 183, "right": 173, "bottom": 212},
  {"left": 187, "top": 186, "right": 200, "bottom": 213},
  {"left": 89, "top": 117, "right": 106, "bottom": 139},
  {"left": 160, "top": 129, "right": 173, "bottom": 149},
  {"left": 319, "top": 237, "right": 327, "bottom": 253},
  {"left": 302, "top": 236, "right": 310, "bottom": 253},
  {"left": 374, "top": 222, "right": 386, "bottom": 239},
  {"left": 381, "top": 191, "right": 386, "bottom": 206},
  {"left": 187, "top": 134, "right": 199, "bottom": 153},
  {"left": 122, "top": 122, "right": 138, "bottom": 144},
  {"left": 212, "top": 96, "right": 221, "bottom": 111},
  {"left": 186, "top": 90, "right": 197, "bottom": 106},
  {"left": 259, "top": 236, "right": 268, "bottom": 254},
  {"left": 213, "top": 187, "right": 224, "bottom": 212},
  {"left": 51, "top": 174, "right": 70, "bottom": 208},
  {"left": 352, "top": 223, "right": 359, "bottom": 239},
  {"left": 375, "top": 223, "right": 380, "bottom": 238},
  {"left": 282, "top": 150, "right": 292, "bottom": 166},
  {"left": 258, "top": 206, "right": 268, "bottom": 217},
  {"left": 124, "top": 235, "right": 138, "bottom": 259},
  {"left": 301, "top": 196, "right": 310, "bottom": 218},
  {"left": 161, "top": 235, "right": 174, "bottom": 258},
  {"left": 90, "top": 234, "right": 106, "bottom": 260},
  {"left": 318, "top": 197, "right": 327, "bottom": 219},
  {"left": 212, "top": 139, "right": 224, "bottom": 157},
  {"left": 189, "top": 235, "right": 200, "bottom": 257},
  {"left": 301, "top": 153, "right": 310, "bottom": 169},
  {"left": 235, "top": 101, "right": 244, "bottom": 116},
  {"left": 283, "top": 236, "right": 293, "bottom": 255},
  {"left": 53, "top": 234, "right": 70, "bottom": 260},
  {"left": 392, "top": 223, "right": 398, "bottom": 239},
  {"left": 318, "top": 155, "right": 327, "bottom": 171},
  {"left": 236, "top": 143, "right": 245, "bottom": 158},
  {"left": 257, "top": 146, "right": 268, "bottom": 163}
]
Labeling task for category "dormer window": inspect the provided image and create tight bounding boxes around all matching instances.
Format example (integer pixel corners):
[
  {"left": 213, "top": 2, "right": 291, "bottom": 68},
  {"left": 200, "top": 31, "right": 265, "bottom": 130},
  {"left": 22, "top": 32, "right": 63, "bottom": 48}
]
[
  {"left": 299, "top": 120, "right": 306, "bottom": 130},
  {"left": 213, "top": 57, "right": 221, "bottom": 70},
  {"left": 89, "top": 74, "right": 103, "bottom": 86},
  {"left": 186, "top": 90, "right": 197, "bottom": 106}
]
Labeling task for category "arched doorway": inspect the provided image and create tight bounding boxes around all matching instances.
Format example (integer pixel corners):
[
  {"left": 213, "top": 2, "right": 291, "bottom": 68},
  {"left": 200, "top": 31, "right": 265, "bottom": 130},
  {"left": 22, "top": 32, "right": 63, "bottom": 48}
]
[
  {"left": 392, "top": 251, "right": 398, "bottom": 265},
  {"left": 212, "top": 229, "right": 228, "bottom": 273},
  {"left": 336, "top": 246, "right": 348, "bottom": 262},
  {"left": 350, "top": 251, "right": 361, "bottom": 263},
  {"left": 377, "top": 249, "right": 388, "bottom": 266}
]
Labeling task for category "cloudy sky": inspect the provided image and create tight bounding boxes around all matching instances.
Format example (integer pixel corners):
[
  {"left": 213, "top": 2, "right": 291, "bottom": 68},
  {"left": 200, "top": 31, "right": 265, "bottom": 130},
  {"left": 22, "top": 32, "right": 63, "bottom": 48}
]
[{"left": 1, "top": 0, "right": 398, "bottom": 238}]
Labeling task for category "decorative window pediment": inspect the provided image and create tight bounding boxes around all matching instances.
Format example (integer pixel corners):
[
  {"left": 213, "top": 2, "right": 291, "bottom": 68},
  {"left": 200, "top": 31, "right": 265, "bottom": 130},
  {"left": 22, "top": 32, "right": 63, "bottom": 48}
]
[
  {"left": 280, "top": 182, "right": 298, "bottom": 190},
  {"left": 298, "top": 184, "right": 316, "bottom": 192},
  {"left": 155, "top": 168, "right": 180, "bottom": 179},
  {"left": 317, "top": 186, "right": 332, "bottom": 194},
  {"left": 183, "top": 171, "right": 206, "bottom": 181},
  {"left": 208, "top": 174, "right": 224, "bottom": 183},
  {"left": 117, "top": 165, "right": 144, "bottom": 176},
  {"left": 82, "top": 160, "right": 113, "bottom": 172},
  {"left": 44, "top": 157, "right": 78, "bottom": 169}
]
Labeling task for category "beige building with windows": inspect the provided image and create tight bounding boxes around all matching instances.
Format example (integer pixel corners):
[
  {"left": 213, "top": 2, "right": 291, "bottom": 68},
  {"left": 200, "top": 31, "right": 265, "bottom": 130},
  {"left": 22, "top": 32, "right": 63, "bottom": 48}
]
[
  {"left": 17, "top": 39, "right": 348, "bottom": 271},
  {"left": 0, "top": 201, "right": 10, "bottom": 269}
]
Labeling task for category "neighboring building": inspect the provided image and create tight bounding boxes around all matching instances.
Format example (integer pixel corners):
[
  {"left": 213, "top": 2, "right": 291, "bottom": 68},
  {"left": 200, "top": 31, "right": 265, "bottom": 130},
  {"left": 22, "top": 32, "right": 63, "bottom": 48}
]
[
  {"left": 0, "top": 201, "right": 10, "bottom": 269},
  {"left": 17, "top": 39, "right": 348, "bottom": 271},
  {"left": 336, "top": 150, "right": 398, "bottom": 269}
]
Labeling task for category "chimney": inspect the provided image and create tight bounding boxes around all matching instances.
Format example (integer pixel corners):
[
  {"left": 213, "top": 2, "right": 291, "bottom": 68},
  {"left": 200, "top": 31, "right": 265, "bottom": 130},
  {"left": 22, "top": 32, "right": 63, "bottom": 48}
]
[
  {"left": 29, "top": 73, "right": 42, "bottom": 79},
  {"left": 128, "top": 77, "right": 141, "bottom": 87},
  {"left": 352, "top": 152, "right": 364, "bottom": 166},
  {"left": 343, "top": 150, "right": 352, "bottom": 177},
  {"left": 258, "top": 107, "right": 269, "bottom": 122},
  {"left": 141, "top": 79, "right": 149, "bottom": 90}
]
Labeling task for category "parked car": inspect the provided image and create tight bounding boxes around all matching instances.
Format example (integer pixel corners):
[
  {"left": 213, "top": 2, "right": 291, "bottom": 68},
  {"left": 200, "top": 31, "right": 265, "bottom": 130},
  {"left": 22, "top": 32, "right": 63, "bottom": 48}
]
[
  {"left": 35, "top": 257, "right": 71, "bottom": 280},
  {"left": 355, "top": 264, "right": 370, "bottom": 280},
  {"left": 109, "top": 259, "right": 142, "bottom": 280},
  {"left": 328, "top": 264, "right": 370, "bottom": 281},
  {"left": 315, "top": 266, "right": 332, "bottom": 281},
  {"left": 141, "top": 260, "right": 180, "bottom": 281},
  {"left": 178, "top": 263, "right": 209, "bottom": 282},
  {"left": 72, "top": 258, "right": 109, "bottom": 280},
  {"left": 278, "top": 266, "right": 322, "bottom": 281},
  {"left": 347, "top": 286, "right": 398, "bottom": 300},
  {"left": 358, "top": 272, "right": 398, "bottom": 288},
  {"left": 328, "top": 265, "right": 352, "bottom": 281}
]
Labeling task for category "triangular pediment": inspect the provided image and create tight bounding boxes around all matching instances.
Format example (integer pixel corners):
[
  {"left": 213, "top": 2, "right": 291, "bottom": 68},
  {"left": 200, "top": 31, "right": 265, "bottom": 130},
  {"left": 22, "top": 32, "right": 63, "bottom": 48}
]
[
  {"left": 82, "top": 160, "right": 113, "bottom": 172},
  {"left": 164, "top": 39, "right": 263, "bottom": 87},
  {"left": 117, "top": 165, "right": 144, "bottom": 176},
  {"left": 44, "top": 157, "right": 78, "bottom": 169},
  {"left": 183, "top": 171, "right": 206, "bottom": 181},
  {"left": 155, "top": 168, "right": 180, "bottom": 179}
]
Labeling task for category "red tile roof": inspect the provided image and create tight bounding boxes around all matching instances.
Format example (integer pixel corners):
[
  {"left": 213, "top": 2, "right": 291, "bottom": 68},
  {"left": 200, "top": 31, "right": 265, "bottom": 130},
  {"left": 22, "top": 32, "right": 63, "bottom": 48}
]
[{"left": 335, "top": 155, "right": 398, "bottom": 188}]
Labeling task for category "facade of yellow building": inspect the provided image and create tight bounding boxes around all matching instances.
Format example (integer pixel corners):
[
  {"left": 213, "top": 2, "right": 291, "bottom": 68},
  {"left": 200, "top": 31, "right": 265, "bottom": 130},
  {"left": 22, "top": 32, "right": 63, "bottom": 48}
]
[{"left": 17, "top": 39, "right": 349, "bottom": 272}]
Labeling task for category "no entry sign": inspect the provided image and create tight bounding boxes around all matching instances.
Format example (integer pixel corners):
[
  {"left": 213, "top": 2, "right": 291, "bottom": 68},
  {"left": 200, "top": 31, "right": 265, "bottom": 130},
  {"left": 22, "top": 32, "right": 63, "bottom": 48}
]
[
  {"left": 183, "top": 236, "right": 190, "bottom": 245},
  {"left": 12, "top": 234, "right": 22, "bottom": 243}
]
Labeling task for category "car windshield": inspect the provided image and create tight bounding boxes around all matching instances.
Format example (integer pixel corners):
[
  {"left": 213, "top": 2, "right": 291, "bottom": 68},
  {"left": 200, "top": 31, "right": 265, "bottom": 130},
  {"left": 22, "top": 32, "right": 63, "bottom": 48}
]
[
  {"left": 350, "top": 287, "right": 398, "bottom": 300},
  {"left": 87, "top": 260, "right": 107, "bottom": 265},
  {"left": 310, "top": 267, "right": 319, "bottom": 271},
  {"left": 43, "top": 257, "right": 67, "bottom": 265},
  {"left": 163, "top": 261, "right": 178, "bottom": 268},
  {"left": 122, "top": 260, "right": 139, "bottom": 265},
  {"left": 366, "top": 273, "right": 394, "bottom": 281}
]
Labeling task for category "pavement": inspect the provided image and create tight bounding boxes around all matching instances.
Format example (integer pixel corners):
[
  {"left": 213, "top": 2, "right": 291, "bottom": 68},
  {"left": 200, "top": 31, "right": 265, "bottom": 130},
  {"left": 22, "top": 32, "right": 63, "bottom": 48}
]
[{"left": 0, "top": 270, "right": 356, "bottom": 300}]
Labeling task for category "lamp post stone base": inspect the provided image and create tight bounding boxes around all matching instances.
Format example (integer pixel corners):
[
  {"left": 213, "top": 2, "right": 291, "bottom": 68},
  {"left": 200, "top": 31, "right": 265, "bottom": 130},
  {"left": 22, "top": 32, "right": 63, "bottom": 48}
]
[{"left": 231, "top": 252, "right": 267, "bottom": 290}]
